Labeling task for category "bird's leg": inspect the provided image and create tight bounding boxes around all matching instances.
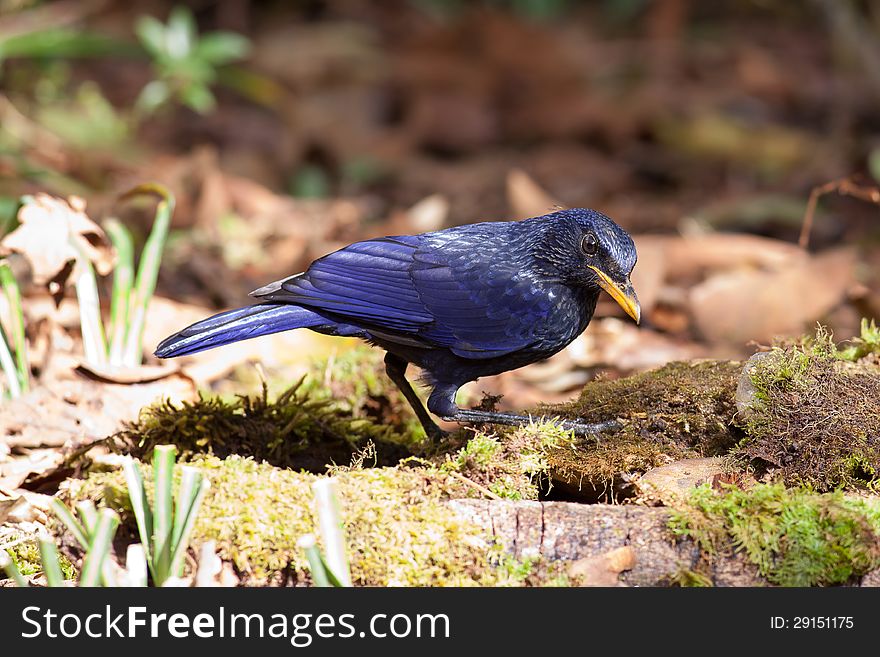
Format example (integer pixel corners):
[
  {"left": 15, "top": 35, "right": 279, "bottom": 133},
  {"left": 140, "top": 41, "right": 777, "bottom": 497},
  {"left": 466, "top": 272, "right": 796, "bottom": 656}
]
[
  {"left": 427, "top": 384, "right": 620, "bottom": 437},
  {"left": 383, "top": 353, "right": 445, "bottom": 440}
]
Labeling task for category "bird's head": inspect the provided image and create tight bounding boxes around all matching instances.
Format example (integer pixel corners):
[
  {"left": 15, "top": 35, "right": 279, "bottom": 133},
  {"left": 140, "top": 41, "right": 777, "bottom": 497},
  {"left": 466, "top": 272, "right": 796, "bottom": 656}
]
[{"left": 533, "top": 208, "right": 640, "bottom": 324}]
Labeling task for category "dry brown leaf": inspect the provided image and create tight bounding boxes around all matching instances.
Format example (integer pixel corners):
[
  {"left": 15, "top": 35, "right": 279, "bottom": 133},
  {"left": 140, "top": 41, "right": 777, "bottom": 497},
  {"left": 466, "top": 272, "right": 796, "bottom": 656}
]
[
  {"left": 0, "top": 375, "right": 196, "bottom": 450},
  {"left": 567, "top": 318, "right": 706, "bottom": 372},
  {"left": 75, "top": 361, "right": 184, "bottom": 384},
  {"left": 506, "top": 168, "right": 560, "bottom": 220},
  {"left": 568, "top": 546, "right": 635, "bottom": 586},
  {"left": 630, "top": 235, "right": 668, "bottom": 316},
  {"left": 689, "top": 246, "right": 856, "bottom": 344},
  {"left": 0, "top": 495, "right": 26, "bottom": 525},
  {"left": 406, "top": 194, "right": 449, "bottom": 233},
  {"left": 0, "top": 194, "right": 114, "bottom": 287},
  {"left": 663, "top": 233, "right": 804, "bottom": 281}
]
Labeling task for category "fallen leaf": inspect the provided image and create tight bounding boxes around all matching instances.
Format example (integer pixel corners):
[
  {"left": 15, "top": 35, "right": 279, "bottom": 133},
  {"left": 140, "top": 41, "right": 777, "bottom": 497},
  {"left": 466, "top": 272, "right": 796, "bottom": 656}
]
[
  {"left": 506, "top": 168, "right": 560, "bottom": 219},
  {"left": 0, "top": 375, "right": 196, "bottom": 450},
  {"left": 630, "top": 235, "right": 668, "bottom": 315},
  {"left": 663, "top": 233, "right": 804, "bottom": 281},
  {"left": 406, "top": 194, "right": 449, "bottom": 232},
  {"left": 0, "top": 495, "right": 26, "bottom": 524},
  {"left": 0, "top": 194, "right": 114, "bottom": 287},
  {"left": 567, "top": 318, "right": 706, "bottom": 372},
  {"left": 75, "top": 361, "right": 184, "bottom": 384},
  {"left": 689, "top": 246, "right": 856, "bottom": 344},
  {"left": 568, "top": 546, "right": 635, "bottom": 586}
]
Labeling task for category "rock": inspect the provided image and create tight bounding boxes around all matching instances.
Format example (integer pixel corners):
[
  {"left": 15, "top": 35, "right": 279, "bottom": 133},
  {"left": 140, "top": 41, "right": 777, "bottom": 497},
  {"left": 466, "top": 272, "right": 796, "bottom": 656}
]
[
  {"left": 735, "top": 351, "right": 772, "bottom": 421},
  {"left": 636, "top": 457, "right": 726, "bottom": 503}
]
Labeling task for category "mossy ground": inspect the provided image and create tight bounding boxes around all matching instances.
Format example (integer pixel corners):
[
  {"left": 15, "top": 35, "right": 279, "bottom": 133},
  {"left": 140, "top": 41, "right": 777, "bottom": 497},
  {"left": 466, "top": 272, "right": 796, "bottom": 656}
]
[
  {"left": 114, "top": 346, "right": 426, "bottom": 471},
  {"left": 669, "top": 482, "right": 880, "bottom": 586},
  {"left": 62, "top": 454, "right": 568, "bottom": 586},
  {"left": 736, "top": 322, "right": 880, "bottom": 490},
  {"left": 536, "top": 360, "right": 744, "bottom": 499},
  {"left": 434, "top": 420, "right": 579, "bottom": 500},
  {"left": 62, "top": 324, "right": 880, "bottom": 586},
  {"left": 2, "top": 532, "right": 76, "bottom": 582}
]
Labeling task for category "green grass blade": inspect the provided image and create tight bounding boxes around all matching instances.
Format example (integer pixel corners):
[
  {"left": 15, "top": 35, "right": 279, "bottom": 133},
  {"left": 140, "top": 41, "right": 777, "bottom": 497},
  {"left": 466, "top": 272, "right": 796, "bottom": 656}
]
[
  {"left": 39, "top": 539, "right": 65, "bottom": 587},
  {"left": 0, "top": 262, "right": 28, "bottom": 392},
  {"left": 50, "top": 498, "right": 89, "bottom": 549},
  {"left": 72, "top": 248, "right": 108, "bottom": 366},
  {"left": 152, "top": 444, "right": 176, "bottom": 583},
  {"left": 0, "top": 549, "right": 29, "bottom": 587},
  {"left": 121, "top": 184, "right": 175, "bottom": 366},
  {"left": 297, "top": 535, "right": 331, "bottom": 587},
  {"left": 312, "top": 478, "right": 351, "bottom": 586},
  {"left": 0, "top": 323, "right": 21, "bottom": 398},
  {"left": 79, "top": 509, "right": 119, "bottom": 587},
  {"left": 169, "top": 474, "right": 209, "bottom": 578},
  {"left": 317, "top": 552, "right": 345, "bottom": 587},
  {"left": 123, "top": 457, "right": 154, "bottom": 576},
  {"left": 104, "top": 218, "right": 134, "bottom": 366},
  {"left": 171, "top": 466, "right": 200, "bottom": 549},
  {"left": 75, "top": 500, "right": 98, "bottom": 537}
]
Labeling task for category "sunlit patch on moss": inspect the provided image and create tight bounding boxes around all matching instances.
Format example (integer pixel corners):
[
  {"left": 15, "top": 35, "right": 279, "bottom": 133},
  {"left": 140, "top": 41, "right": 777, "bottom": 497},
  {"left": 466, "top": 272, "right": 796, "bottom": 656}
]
[
  {"left": 669, "top": 483, "right": 880, "bottom": 586},
  {"left": 63, "top": 455, "right": 566, "bottom": 586},
  {"left": 3, "top": 534, "right": 76, "bottom": 581},
  {"left": 437, "top": 420, "right": 580, "bottom": 500}
]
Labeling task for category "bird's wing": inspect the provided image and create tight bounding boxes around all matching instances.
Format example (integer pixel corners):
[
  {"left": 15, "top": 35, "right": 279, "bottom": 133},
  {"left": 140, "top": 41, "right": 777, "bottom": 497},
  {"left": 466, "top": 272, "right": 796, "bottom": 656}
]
[
  {"left": 408, "top": 242, "right": 551, "bottom": 358},
  {"left": 252, "top": 234, "right": 547, "bottom": 358}
]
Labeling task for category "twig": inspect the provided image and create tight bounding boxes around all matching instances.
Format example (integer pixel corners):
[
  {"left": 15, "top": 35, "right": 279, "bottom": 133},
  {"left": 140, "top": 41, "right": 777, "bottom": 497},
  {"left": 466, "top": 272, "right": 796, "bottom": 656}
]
[
  {"left": 447, "top": 471, "right": 502, "bottom": 501},
  {"left": 799, "top": 176, "right": 880, "bottom": 249}
]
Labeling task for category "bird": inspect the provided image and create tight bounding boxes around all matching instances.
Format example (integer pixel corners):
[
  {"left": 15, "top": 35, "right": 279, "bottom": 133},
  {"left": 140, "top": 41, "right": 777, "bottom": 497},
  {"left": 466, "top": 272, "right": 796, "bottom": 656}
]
[{"left": 155, "top": 208, "right": 640, "bottom": 439}]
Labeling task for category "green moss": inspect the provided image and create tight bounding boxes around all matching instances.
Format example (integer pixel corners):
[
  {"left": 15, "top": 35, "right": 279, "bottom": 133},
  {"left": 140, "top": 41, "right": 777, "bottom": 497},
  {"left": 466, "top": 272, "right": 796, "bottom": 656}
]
[
  {"left": 537, "top": 360, "right": 743, "bottom": 499},
  {"left": 3, "top": 537, "right": 76, "bottom": 580},
  {"left": 114, "top": 376, "right": 422, "bottom": 472},
  {"left": 738, "top": 325, "right": 880, "bottom": 490},
  {"left": 62, "top": 454, "right": 565, "bottom": 586},
  {"left": 667, "top": 567, "right": 713, "bottom": 587},
  {"left": 669, "top": 483, "right": 880, "bottom": 586},
  {"left": 836, "top": 319, "right": 880, "bottom": 362},
  {"left": 437, "top": 420, "right": 579, "bottom": 500}
]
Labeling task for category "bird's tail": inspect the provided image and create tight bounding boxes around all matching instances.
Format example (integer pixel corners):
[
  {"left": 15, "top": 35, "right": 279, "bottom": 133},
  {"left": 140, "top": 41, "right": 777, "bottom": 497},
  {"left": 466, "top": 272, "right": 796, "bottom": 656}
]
[{"left": 154, "top": 302, "right": 328, "bottom": 358}]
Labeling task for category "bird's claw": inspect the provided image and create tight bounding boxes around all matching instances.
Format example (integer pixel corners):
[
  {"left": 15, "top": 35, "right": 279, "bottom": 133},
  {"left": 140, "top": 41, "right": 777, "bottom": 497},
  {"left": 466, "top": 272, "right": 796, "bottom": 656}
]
[{"left": 558, "top": 418, "right": 622, "bottom": 437}]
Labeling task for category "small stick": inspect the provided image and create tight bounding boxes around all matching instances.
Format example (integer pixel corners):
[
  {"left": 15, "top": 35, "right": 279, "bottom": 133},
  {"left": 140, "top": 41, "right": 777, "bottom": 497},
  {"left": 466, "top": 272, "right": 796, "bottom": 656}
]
[{"left": 447, "top": 471, "right": 502, "bottom": 501}]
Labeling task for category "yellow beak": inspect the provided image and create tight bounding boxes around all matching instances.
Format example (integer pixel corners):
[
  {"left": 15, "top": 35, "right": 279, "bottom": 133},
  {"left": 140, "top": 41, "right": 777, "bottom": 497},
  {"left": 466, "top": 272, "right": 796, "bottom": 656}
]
[{"left": 588, "top": 265, "right": 641, "bottom": 324}]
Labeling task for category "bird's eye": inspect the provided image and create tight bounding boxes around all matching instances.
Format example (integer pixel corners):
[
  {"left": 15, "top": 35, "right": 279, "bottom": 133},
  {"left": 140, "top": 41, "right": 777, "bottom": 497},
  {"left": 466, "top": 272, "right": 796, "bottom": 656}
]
[{"left": 581, "top": 233, "right": 598, "bottom": 256}]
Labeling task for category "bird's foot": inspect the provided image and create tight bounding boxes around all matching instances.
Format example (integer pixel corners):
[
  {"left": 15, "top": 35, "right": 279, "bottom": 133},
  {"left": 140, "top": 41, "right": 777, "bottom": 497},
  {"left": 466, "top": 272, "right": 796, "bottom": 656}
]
[{"left": 555, "top": 418, "right": 621, "bottom": 437}]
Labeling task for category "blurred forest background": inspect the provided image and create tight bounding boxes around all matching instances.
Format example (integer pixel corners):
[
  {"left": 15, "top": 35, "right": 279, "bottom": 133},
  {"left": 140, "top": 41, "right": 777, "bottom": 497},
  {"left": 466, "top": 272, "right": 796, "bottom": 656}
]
[{"left": 1, "top": 0, "right": 879, "bottom": 411}]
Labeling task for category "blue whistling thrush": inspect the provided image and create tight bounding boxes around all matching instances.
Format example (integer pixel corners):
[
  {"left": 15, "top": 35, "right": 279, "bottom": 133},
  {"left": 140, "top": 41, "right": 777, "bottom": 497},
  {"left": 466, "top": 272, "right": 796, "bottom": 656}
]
[{"left": 155, "top": 208, "right": 640, "bottom": 439}]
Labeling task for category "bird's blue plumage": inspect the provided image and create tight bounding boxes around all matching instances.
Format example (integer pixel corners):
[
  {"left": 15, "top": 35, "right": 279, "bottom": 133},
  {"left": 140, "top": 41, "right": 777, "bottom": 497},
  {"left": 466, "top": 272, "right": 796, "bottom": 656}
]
[
  {"left": 254, "top": 226, "right": 553, "bottom": 358},
  {"left": 155, "top": 208, "right": 639, "bottom": 438}
]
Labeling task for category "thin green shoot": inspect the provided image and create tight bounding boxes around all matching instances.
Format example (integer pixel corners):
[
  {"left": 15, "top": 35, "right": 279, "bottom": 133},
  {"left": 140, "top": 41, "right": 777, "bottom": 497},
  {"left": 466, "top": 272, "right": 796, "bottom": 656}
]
[
  {"left": 104, "top": 217, "right": 135, "bottom": 366},
  {"left": 0, "top": 261, "right": 28, "bottom": 392},
  {"left": 120, "top": 184, "right": 175, "bottom": 366}
]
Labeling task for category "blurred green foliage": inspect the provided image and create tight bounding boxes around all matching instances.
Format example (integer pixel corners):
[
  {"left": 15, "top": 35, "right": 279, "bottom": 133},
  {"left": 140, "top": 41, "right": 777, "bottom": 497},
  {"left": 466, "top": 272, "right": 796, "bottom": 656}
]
[{"left": 135, "top": 6, "right": 250, "bottom": 115}]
